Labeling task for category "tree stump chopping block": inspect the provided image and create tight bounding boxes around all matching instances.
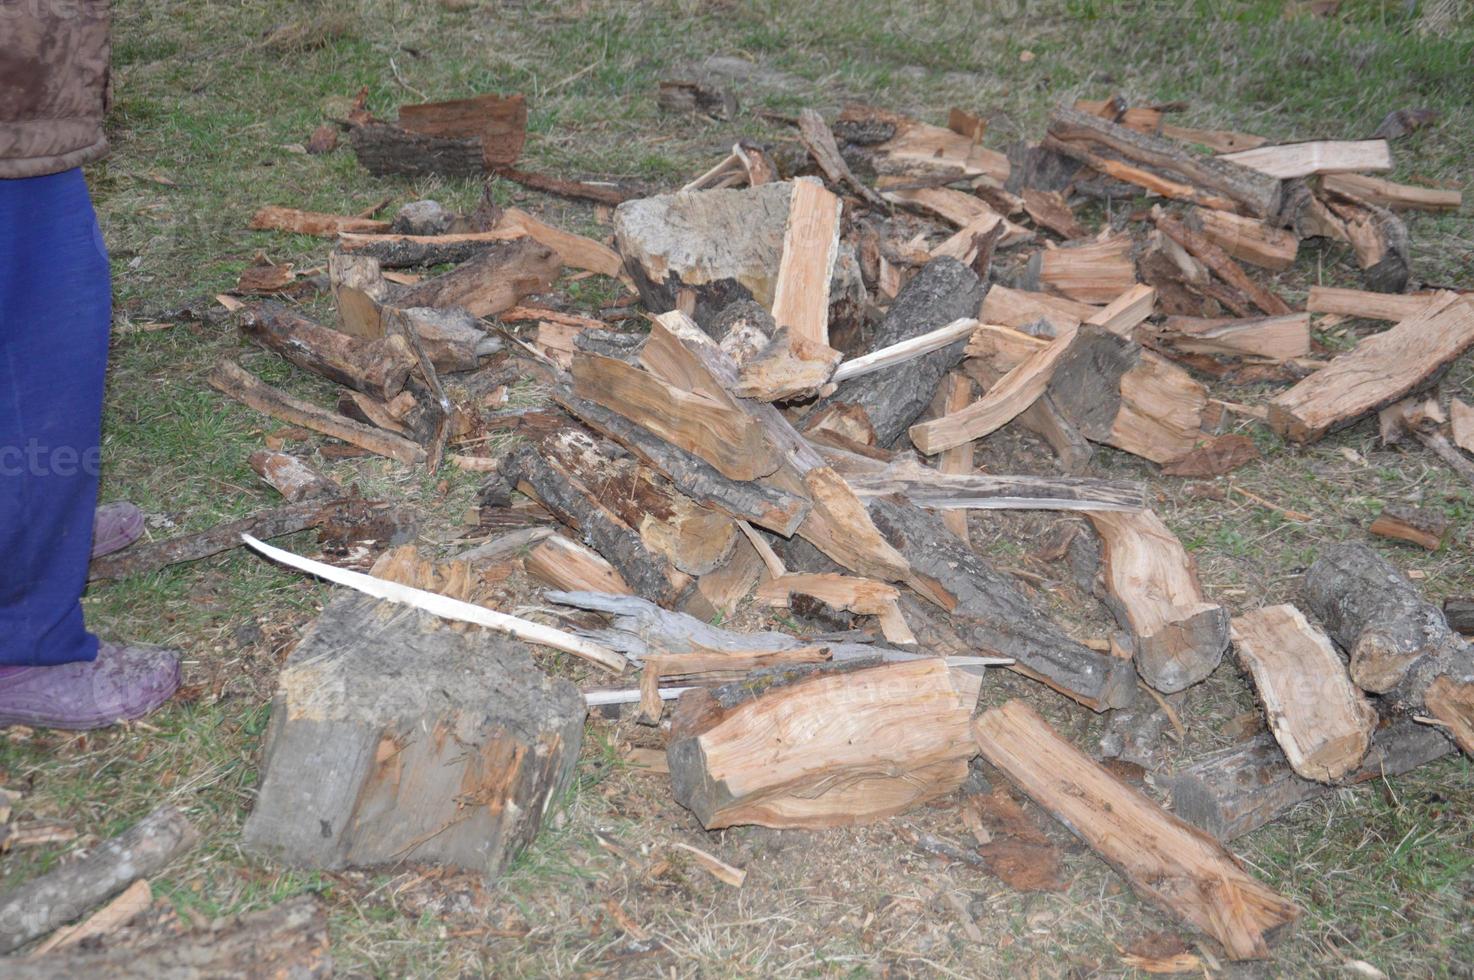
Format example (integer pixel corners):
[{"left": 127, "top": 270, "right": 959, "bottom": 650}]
[{"left": 244, "top": 591, "right": 584, "bottom": 877}]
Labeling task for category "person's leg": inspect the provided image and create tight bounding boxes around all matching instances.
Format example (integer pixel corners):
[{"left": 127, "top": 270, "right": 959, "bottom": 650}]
[{"left": 0, "top": 168, "right": 111, "bottom": 668}]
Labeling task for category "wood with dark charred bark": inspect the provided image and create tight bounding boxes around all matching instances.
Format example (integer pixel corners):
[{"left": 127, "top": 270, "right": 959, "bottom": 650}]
[
  {"left": 1446, "top": 599, "right": 1474, "bottom": 637},
  {"left": 501, "top": 444, "right": 681, "bottom": 605},
  {"left": 398, "top": 236, "right": 562, "bottom": 317},
  {"left": 336, "top": 229, "right": 522, "bottom": 268},
  {"left": 0, "top": 896, "right": 329, "bottom": 979},
  {"left": 1046, "top": 105, "right": 1282, "bottom": 218},
  {"left": 492, "top": 167, "right": 642, "bottom": 206},
  {"left": 88, "top": 498, "right": 347, "bottom": 581},
  {"left": 350, "top": 122, "right": 487, "bottom": 178},
  {"left": 802, "top": 257, "right": 986, "bottom": 447},
  {"left": 0, "top": 806, "right": 198, "bottom": 953},
  {"left": 239, "top": 301, "right": 416, "bottom": 401},
  {"left": 1159, "top": 722, "right": 1452, "bottom": 841},
  {"left": 867, "top": 497, "right": 1137, "bottom": 710}
]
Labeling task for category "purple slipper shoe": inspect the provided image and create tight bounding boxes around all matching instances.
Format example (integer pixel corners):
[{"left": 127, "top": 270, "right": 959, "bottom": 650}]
[
  {"left": 0, "top": 642, "right": 181, "bottom": 730},
  {"left": 92, "top": 502, "right": 145, "bottom": 559}
]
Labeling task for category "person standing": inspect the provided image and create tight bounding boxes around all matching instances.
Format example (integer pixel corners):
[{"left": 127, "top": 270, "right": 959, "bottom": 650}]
[{"left": 0, "top": 0, "right": 180, "bottom": 728}]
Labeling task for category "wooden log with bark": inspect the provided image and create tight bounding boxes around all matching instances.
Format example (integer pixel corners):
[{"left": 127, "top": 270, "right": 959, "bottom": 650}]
[
  {"left": 0, "top": 806, "right": 197, "bottom": 954},
  {"left": 208, "top": 360, "right": 427, "bottom": 466},
  {"left": 973, "top": 700, "right": 1299, "bottom": 960},
  {"left": 1160, "top": 722, "right": 1451, "bottom": 841},
  {"left": 1304, "top": 286, "right": 1439, "bottom": 321},
  {"left": 1045, "top": 104, "right": 1283, "bottom": 218},
  {"left": 1023, "top": 234, "right": 1136, "bottom": 305},
  {"left": 1268, "top": 293, "right": 1474, "bottom": 443},
  {"left": 1231, "top": 604, "right": 1376, "bottom": 782},
  {"left": 1045, "top": 324, "right": 1209, "bottom": 463},
  {"left": 867, "top": 497, "right": 1136, "bottom": 710},
  {"left": 1152, "top": 208, "right": 1291, "bottom": 316},
  {"left": 249, "top": 205, "right": 390, "bottom": 237},
  {"left": 1369, "top": 505, "right": 1449, "bottom": 551},
  {"left": 244, "top": 577, "right": 585, "bottom": 875},
  {"left": 1087, "top": 509, "right": 1228, "bottom": 693},
  {"left": 350, "top": 92, "right": 526, "bottom": 177},
  {"left": 0, "top": 896, "right": 330, "bottom": 979},
  {"left": 1144, "top": 313, "right": 1310, "bottom": 361},
  {"left": 667, "top": 659, "right": 980, "bottom": 829},
  {"left": 1320, "top": 173, "right": 1461, "bottom": 213},
  {"left": 802, "top": 258, "right": 986, "bottom": 447},
  {"left": 248, "top": 451, "right": 343, "bottom": 502},
  {"left": 796, "top": 108, "right": 886, "bottom": 207},
  {"left": 397, "top": 236, "right": 561, "bottom": 317},
  {"left": 1187, "top": 206, "right": 1298, "bottom": 271},
  {"left": 239, "top": 301, "right": 416, "bottom": 401},
  {"left": 978, "top": 284, "right": 1094, "bottom": 335},
  {"left": 336, "top": 228, "right": 522, "bottom": 269}
]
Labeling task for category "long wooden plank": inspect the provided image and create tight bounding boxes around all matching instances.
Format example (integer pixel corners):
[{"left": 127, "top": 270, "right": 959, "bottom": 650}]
[
  {"left": 1269, "top": 293, "right": 1474, "bottom": 442},
  {"left": 1304, "top": 286, "right": 1440, "bottom": 321},
  {"left": 770, "top": 176, "right": 843, "bottom": 347},
  {"left": 936, "top": 373, "right": 974, "bottom": 542},
  {"left": 973, "top": 700, "right": 1299, "bottom": 960},
  {"left": 847, "top": 465, "right": 1146, "bottom": 512},
  {"left": 1220, "top": 139, "right": 1391, "bottom": 179},
  {"left": 1320, "top": 173, "right": 1461, "bottom": 212},
  {"left": 832, "top": 317, "right": 979, "bottom": 383},
  {"left": 1231, "top": 605, "right": 1376, "bottom": 783}
]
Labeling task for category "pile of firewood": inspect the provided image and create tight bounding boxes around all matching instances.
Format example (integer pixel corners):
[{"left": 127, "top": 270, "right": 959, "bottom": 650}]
[{"left": 148, "top": 87, "right": 1474, "bottom": 964}]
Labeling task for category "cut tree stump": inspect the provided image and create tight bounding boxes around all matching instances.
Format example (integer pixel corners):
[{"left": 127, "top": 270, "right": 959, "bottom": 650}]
[
  {"left": 0, "top": 896, "right": 330, "bottom": 979},
  {"left": 1087, "top": 508, "right": 1229, "bottom": 693},
  {"left": 1269, "top": 294, "right": 1474, "bottom": 442},
  {"left": 244, "top": 587, "right": 584, "bottom": 876},
  {"left": 868, "top": 497, "right": 1136, "bottom": 710},
  {"left": 973, "top": 700, "right": 1299, "bottom": 960},
  {"left": 1046, "top": 324, "right": 1209, "bottom": 463},
  {"left": 613, "top": 181, "right": 863, "bottom": 331},
  {"left": 1230, "top": 604, "right": 1376, "bottom": 782},
  {"left": 239, "top": 301, "right": 416, "bottom": 401},
  {"left": 0, "top": 806, "right": 197, "bottom": 954},
  {"left": 667, "top": 659, "right": 979, "bottom": 829},
  {"left": 1160, "top": 722, "right": 1451, "bottom": 841},
  {"left": 802, "top": 257, "right": 985, "bottom": 447}
]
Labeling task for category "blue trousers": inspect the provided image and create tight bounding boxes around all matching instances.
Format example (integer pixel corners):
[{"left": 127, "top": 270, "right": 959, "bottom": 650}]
[{"left": 0, "top": 168, "right": 111, "bottom": 667}]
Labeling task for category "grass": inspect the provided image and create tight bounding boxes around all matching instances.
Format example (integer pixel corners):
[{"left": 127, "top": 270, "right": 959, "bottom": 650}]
[{"left": 1, "top": 0, "right": 1472, "bottom": 974}]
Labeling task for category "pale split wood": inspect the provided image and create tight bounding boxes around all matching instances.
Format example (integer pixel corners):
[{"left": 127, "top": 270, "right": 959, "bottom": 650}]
[
  {"left": 28, "top": 879, "right": 151, "bottom": 958},
  {"left": 1220, "top": 139, "right": 1391, "bottom": 179},
  {"left": 1148, "top": 313, "right": 1311, "bottom": 362},
  {"left": 495, "top": 208, "right": 625, "bottom": 278},
  {"left": 1027, "top": 234, "right": 1136, "bottom": 305},
  {"left": 937, "top": 372, "right": 975, "bottom": 542},
  {"left": 832, "top": 317, "right": 979, "bottom": 383},
  {"left": 979, "top": 284, "right": 1094, "bottom": 335},
  {"left": 524, "top": 534, "right": 633, "bottom": 595},
  {"left": 1269, "top": 293, "right": 1474, "bottom": 443},
  {"left": 670, "top": 843, "right": 746, "bottom": 887},
  {"left": 249, "top": 205, "right": 390, "bottom": 236},
  {"left": 882, "top": 187, "right": 1033, "bottom": 245},
  {"left": 1085, "top": 284, "right": 1156, "bottom": 335},
  {"left": 965, "top": 321, "right": 1050, "bottom": 370},
  {"left": 1451, "top": 399, "right": 1474, "bottom": 455},
  {"left": 1230, "top": 604, "right": 1376, "bottom": 783},
  {"left": 1304, "top": 286, "right": 1440, "bottom": 321},
  {"left": 973, "top": 700, "right": 1299, "bottom": 959},
  {"left": 1189, "top": 207, "right": 1299, "bottom": 271},
  {"left": 755, "top": 572, "right": 900, "bottom": 614},
  {"left": 1320, "top": 173, "right": 1461, "bottom": 213},
  {"left": 242, "top": 534, "right": 629, "bottom": 672},
  {"left": 737, "top": 520, "right": 787, "bottom": 578},
  {"left": 771, "top": 175, "right": 842, "bottom": 348}
]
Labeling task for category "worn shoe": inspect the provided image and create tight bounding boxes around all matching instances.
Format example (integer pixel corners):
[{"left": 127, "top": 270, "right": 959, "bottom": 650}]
[
  {"left": 0, "top": 642, "right": 181, "bottom": 730},
  {"left": 91, "top": 501, "right": 145, "bottom": 559}
]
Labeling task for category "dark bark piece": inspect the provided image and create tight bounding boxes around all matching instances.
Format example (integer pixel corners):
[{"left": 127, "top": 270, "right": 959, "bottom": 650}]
[
  {"left": 657, "top": 79, "right": 737, "bottom": 118},
  {"left": 501, "top": 444, "right": 679, "bottom": 605},
  {"left": 88, "top": 499, "right": 345, "bottom": 582},
  {"left": 208, "top": 360, "right": 427, "bottom": 466},
  {"left": 337, "top": 232, "right": 519, "bottom": 268},
  {"left": 550, "top": 385, "right": 808, "bottom": 535},
  {"left": 1014, "top": 390, "right": 1095, "bottom": 474},
  {"left": 395, "top": 306, "right": 501, "bottom": 373},
  {"left": 867, "top": 497, "right": 1136, "bottom": 710},
  {"left": 244, "top": 590, "right": 583, "bottom": 875},
  {"left": 395, "top": 92, "right": 526, "bottom": 166},
  {"left": 0, "top": 806, "right": 198, "bottom": 953},
  {"left": 0, "top": 897, "right": 329, "bottom": 979},
  {"left": 1160, "top": 434, "right": 1260, "bottom": 477},
  {"left": 248, "top": 451, "right": 343, "bottom": 502},
  {"left": 796, "top": 108, "right": 886, "bottom": 208},
  {"left": 491, "top": 166, "right": 642, "bottom": 206},
  {"left": 1160, "top": 723, "right": 1452, "bottom": 841},
  {"left": 1370, "top": 505, "right": 1448, "bottom": 551},
  {"left": 350, "top": 122, "right": 486, "bottom": 178},
  {"left": 398, "top": 236, "right": 561, "bottom": 318},
  {"left": 239, "top": 301, "right": 416, "bottom": 401},
  {"left": 1045, "top": 324, "right": 1208, "bottom": 464},
  {"left": 1445, "top": 599, "right": 1474, "bottom": 637},
  {"left": 802, "top": 258, "right": 986, "bottom": 447},
  {"left": 1046, "top": 105, "right": 1282, "bottom": 218}
]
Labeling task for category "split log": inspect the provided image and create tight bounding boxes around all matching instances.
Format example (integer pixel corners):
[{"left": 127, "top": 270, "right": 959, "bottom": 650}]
[
  {"left": 551, "top": 384, "right": 809, "bottom": 535},
  {"left": 1046, "top": 105, "right": 1282, "bottom": 218},
  {"left": 492, "top": 166, "right": 641, "bottom": 206},
  {"left": 882, "top": 187, "right": 1032, "bottom": 246},
  {"left": 1046, "top": 325, "right": 1209, "bottom": 463},
  {"left": 1024, "top": 235, "right": 1136, "bottom": 305},
  {"left": 1312, "top": 186, "right": 1412, "bottom": 293},
  {"left": 802, "top": 258, "right": 986, "bottom": 447},
  {"left": 524, "top": 533, "right": 632, "bottom": 595},
  {"left": 667, "top": 659, "right": 980, "bottom": 829},
  {"left": 328, "top": 250, "right": 389, "bottom": 339},
  {"left": 393, "top": 306, "right": 500, "bottom": 373},
  {"left": 1369, "top": 505, "right": 1448, "bottom": 551},
  {"left": 501, "top": 443, "right": 681, "bottom": 605},
  {"left": 1085, "top": 283, "right": 1156, "bottom": 336},
  {"left": 689, "top": 533, "right": 765, "bottom": 621},
  {"left": 248, "top": 451, "right": 342, "bottom": 501},
  {"left": 1231, "top": 604, "right": 1376, "bottom": 782},
  {"left": 88, "top": 498, "right": 346, "bottom": 582},
  {"left": 1268, "top": 293, "right": 1474, "bottom": 443},
  {"left": 1220, "top": 139, "right": 1390, "bottom": 179},
  {"left": 1160, "top": 722, "right": 1452, "bottom": 841},
  {"left": 572, "top": 353, "right": 782, "bottom": 482},
  {"left": 1304, "top": 286, "right": 1438, "bottom": 321},
  {"left": 973, "top": 700, "right": 1299, "bottom": 960},
  {"left": 733, "top": 328, "right": 842, "bottom": 401},
  {"left": 248, "top": 205, "right": 390, "bottom": 237},
  {"left": 1152, "top": 208, "right": 1291, "bottom": 316},
  {"left": 867, "top": 497, "right": 1136, "bottom": 710},
  {"left": 978, "top": 284, "right": 1094, "bottom": 335},
  {"left": 350, "top": 122, "right": 484, "bottom": 178},
  {"left": 336, "top": 228, "right": 522, "bottom": 268},
  {"left": 1320, "top": 173, "right": 1461, "bottom": 212},
  {"left": 612, "top": 181, "right": 864, "bottom": 331},
  {"left": 1015, "top": 391, "right": 1096, "bottom": 474},
  {"left": 771, "top": 175, "right": 843, "bottom": 345},
  {"left": 238, "top": 301, "right": 416, "bottom": 401},
  {"left": 1145, "top": 313, "right": 1310, "bottom": 361},
  {"left": 1187, "top": 207, "right": 1298, "bottom": 271},
  {"left": 1450, "top": 398, "right": 1474, "bottom": 454},
  {"left": 496, "top": 207, "right": 624, "bottom": 279},
  {"left": 796, "top": 108, "right": 886, "bottom": 207},
  {"left": 1087, "top": 509, "right": 1229, "bottom": 693},
  {"left": 244, "top": 586, "right": 584, "bottom": 875},
  {"left": 839, "top": 104, "right": 1009, "bottom": 183},
  {"left": 208, "top": 360, "right": 427, "bottom": 466},
  {"left": 935, "top": 373, "right": 975, "bottom": 542},
  {"left": 1021, "top": 187, "right": 1088, "bottom": 239},
  {"left": 397, "top": 236, "right": 561, "bottom": 317},
  {"left": 0, "top": 897, "right": 329, "bottom": 979},
  {"left": 0, "top": 806, "right": 197, "bottom": 954}
]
